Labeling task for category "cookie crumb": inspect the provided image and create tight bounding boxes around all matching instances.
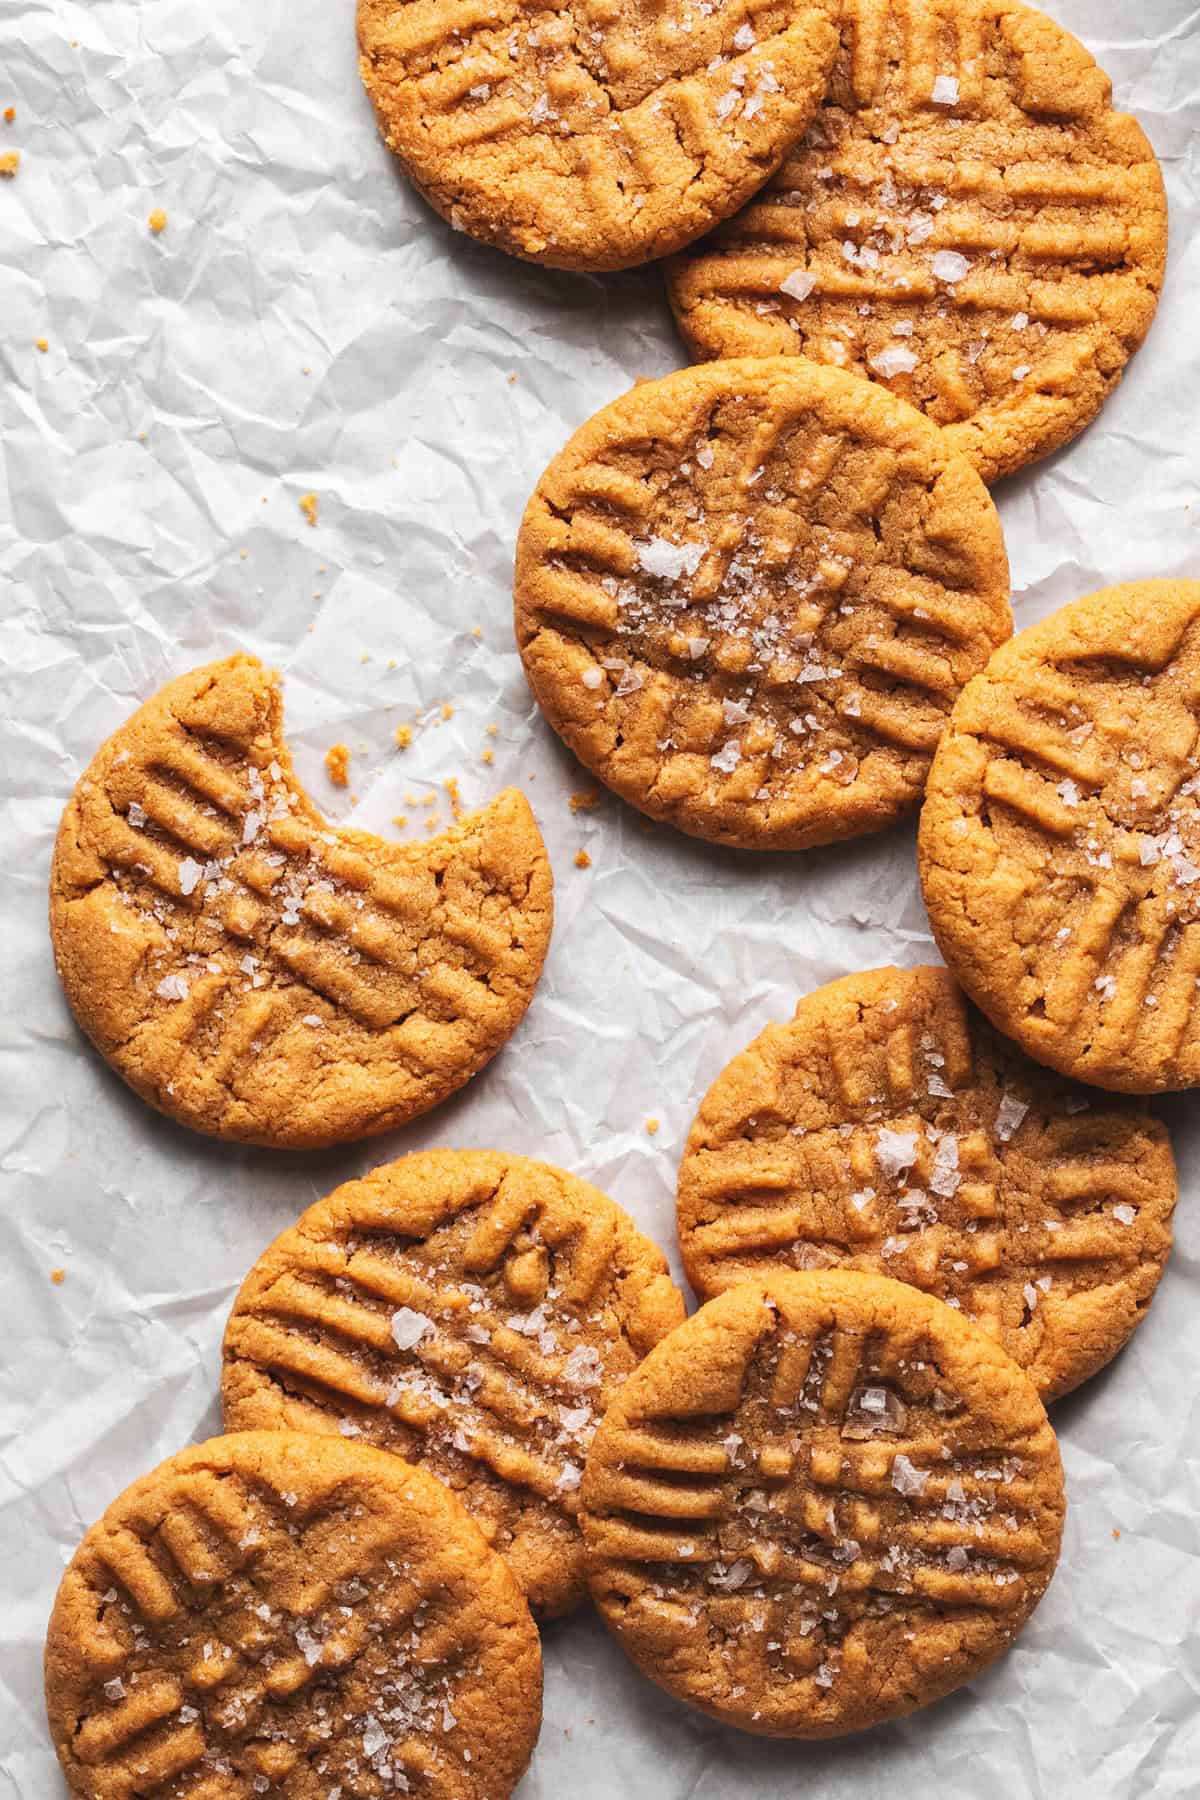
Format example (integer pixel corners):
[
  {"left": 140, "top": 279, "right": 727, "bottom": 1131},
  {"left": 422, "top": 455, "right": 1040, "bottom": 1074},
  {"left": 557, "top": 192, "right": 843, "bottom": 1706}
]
[
  {"left": 569, "top": 790, "right": 601, "bottom": 813},
  {"left": 392, "top": 814, "right": 408, "bottom": 829},
  {"left": 394, "top": 725, "right": 413, "bottom": 750},
  {"left": 574, "top": 849, "right": 591, "bottom": 869},
  {"left": 481, "top": 748, "right": 494, "bottom": 766},
  {"left": 0, "top": 149, "right": 20, "bottom": 177},
  {"left": 35, "top": 336, "right": 48, "bottom": 352},
  {"left": 444, "top": 776, "right": 463, "bottom": 819},
  {"left": 645, "top": 1117, "right": 660, "bottom": 1136},
  {"left": 299, "top": 492, "right": 318, "bottom": 527},
  {"left": 486, "top": 723, "right": 498, "bottom": 737},
  {"left": 325, "top": 743, "right": 351, "bottom": 787},
  {"left": 148, "top": 208, "right": 167, "bottom": 234},
  {"left": 3, "top": 106, "right": 15, "bottom": 124},
  {"left": 472, "top": 625, "right": 482, "bottom": 639},
  {"left": 442, "top": 702, "right": 454, "bottom": 721},
  {"left": 1112, "top": 1527, "right": 1121, "bottom": 1540},
  {"left": 50, "top": 1267, "right": 66, "bottom": 1285}
]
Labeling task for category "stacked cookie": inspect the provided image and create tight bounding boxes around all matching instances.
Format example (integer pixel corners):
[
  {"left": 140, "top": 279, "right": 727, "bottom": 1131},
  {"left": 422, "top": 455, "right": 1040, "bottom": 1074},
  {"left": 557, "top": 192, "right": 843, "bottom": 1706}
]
[{"left": 41, "top": 0, "right": 1189, "bottom": 1792}]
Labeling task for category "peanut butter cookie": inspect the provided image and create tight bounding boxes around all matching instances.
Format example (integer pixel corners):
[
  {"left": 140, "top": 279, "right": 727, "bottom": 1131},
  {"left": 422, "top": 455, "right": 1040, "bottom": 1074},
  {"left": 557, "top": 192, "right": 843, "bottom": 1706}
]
[
  {"left": 515, "top": 356, "right": 1010, "bottom": 850},
  {"left": 580, "top": 1270, "right": 1065, "bottom": 1738},
  {"left": 49, "top": 656, "right": 553, "bottom": 1148},
  {"left": 222, "top": 1150, "right": 686, "bottom": 1617},
  {"left": 45, "top": 1431, "right": 542, "bottom": 1799},
  {"left": 357, "top": 0, "right": 839, "bottom": 271},
  {"left": 920, "top": 580, "right": 1200, "bottom": 1093},
  {"left": 667, "top": 0, "right": 1167, "bottom": 483},
  {"left": 678, "top": 966, "right": 1175, "bottom": 1400}
]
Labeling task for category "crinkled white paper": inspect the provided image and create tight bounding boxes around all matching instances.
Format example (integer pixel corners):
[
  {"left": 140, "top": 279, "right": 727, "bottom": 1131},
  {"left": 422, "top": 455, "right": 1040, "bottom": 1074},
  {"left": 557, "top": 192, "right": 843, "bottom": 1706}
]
[{"left": 2, "top": 1, "right": 1199, "bottom": 1792}]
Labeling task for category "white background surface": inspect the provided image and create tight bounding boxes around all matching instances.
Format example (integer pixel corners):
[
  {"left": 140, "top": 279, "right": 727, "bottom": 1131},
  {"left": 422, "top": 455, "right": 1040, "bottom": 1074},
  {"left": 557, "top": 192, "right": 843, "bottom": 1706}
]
[{"left": 1, "top": 1, "right": 1198, "bottom": 1793}]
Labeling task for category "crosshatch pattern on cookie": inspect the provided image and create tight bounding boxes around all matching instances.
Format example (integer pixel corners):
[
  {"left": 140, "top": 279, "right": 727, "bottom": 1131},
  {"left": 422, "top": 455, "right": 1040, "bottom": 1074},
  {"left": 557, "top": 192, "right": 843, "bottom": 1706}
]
[
  {"left": 49, "top": 657, "right": 553, "bottom": 1148},
  {"left": 44, "top": 1433, "right": 542, "bottom": 1800},
  {"left": 667, "top": 0, "right": 1167, "bottom": 482},
  {"left": 920, "top": 581, "right": 1200, "bottom": 1093},
  {"left": 515, "top": 358, "right": 1010, "bottom": 851},
  {"left": 357, "top": 0, "right": 839, "bottom": 270},
  {"left": 580, "top": 1272, "right": 1064, "bottom": 1739},
  {"left": 677, "top": 967, "right": 1175, "bottom": 1400},
  {"left": 223, "top": 1152, "right": 686, "bottom": 1617}
]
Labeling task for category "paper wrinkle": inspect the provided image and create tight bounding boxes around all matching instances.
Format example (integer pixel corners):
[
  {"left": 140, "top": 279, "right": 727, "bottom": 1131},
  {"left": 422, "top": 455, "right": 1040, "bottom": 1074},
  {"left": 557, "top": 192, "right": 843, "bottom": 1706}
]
[{"left": 2, "top": 0, "right": 1199, "bottom": 1792}]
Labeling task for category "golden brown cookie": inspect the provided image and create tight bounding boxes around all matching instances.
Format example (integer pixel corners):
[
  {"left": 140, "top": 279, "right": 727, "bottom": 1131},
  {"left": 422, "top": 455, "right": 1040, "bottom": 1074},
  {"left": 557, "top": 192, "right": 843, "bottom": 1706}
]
[
  {"left": 44, "top": 1431, "right": 542, "bottom": 1800},
  {"left": 515, "top": 356, "right": 1010, "bottom": 850},
  {"left": 579, "top": 1270, "right": 1065, "bottom": 1738},
  {"left": 678, "top": 966, "right": 1175, "bottom": 1400},
  {"left": 920, "top": 580, "right": 1200, "bottom": 1094},
  {"left": 49, "top": 656, "right": 553, "bottom": 1149},
  {"left": 357, "top": 0, "right": 839, "bottom": 272},
  {"left": 222, "top": 1150, "right": 686, "bottom": 1617},
  {"left": 667, "top": 0, "right": 1168, "bottom": 483}
]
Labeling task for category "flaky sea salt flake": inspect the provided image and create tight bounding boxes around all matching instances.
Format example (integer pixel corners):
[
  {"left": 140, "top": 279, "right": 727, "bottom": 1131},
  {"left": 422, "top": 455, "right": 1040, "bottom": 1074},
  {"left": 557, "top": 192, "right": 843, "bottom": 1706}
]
[{"left": 390, "top": 1307, "right": 434, "bottom": 1351}]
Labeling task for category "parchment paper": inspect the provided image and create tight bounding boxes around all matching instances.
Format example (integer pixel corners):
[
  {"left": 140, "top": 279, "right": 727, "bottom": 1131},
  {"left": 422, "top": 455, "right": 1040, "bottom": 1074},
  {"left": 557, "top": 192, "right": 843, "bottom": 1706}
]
[{"left": 2, "top": 1, "right": 1198, "bottom": 1792}]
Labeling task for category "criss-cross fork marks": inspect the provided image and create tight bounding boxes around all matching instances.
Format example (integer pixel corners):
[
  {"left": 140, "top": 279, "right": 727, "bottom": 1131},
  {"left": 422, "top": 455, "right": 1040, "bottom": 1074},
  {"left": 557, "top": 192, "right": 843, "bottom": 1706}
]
[
  {"left": 585, "top": 1318, "right": 1048, "bottom": 1696},
  {"left": 686, "top": 1128, "right": 1160, "bottom": 1323},
  {"left": 238, "top": 1253, "right": 599, "bottom": 1508},
  {"left": 56, "top": 653, "right": 552, "bottom": 1148},
  {"left": 104, "top": 721, "right": 506, "bottom": 1029},
  {"left": 679, "top": 966, "right": 1169, "bottom": 1384},
  {"left": 68, "top": 1471, "right": 479, "bottom": 1796},
  {"left": 367, "top": 0, "right": 780, "bottom": 164},
  {"left": 525, "top": 382, "right": 993, "bottom": 794},
  {"left": 667, "top": 0, "right": 1164, "bottom": 481},
  {"left": 227, "top": 1174, "right": 631, "bottom": 1519},
  {"left": 960, "top": 653, "right": 1200, "bottom": 1074}
]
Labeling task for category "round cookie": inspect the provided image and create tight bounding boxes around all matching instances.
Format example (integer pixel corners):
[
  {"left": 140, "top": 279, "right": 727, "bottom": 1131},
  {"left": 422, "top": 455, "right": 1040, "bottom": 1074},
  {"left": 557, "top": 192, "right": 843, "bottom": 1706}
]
[
  {"left": 356, "top": 0, "right": 839, "bottom": 272},
  {"left": 514, "top": 356, "right": 1010, "bottom": 852},
  {"left": 678, "top": 965, "right": 1175, "bottom": 1400},
  {"left": 920, "top": 580, "right": 1200, "bottom": 1094},
  {"left": 222, "top": 1150, "right": 686, "bottom": 1617},
  {"left": 579, "top": 1270, "right": 1065, "bottom": 1739},
  {"left": 44, "top": 1431, "right": 542, "bottom": 1800},
  {"left": 49, "top": 655, "right": 553, "bottom": 1148},
  {"left": 666, "top": 0, "right": 1168, "bottom": 484}
]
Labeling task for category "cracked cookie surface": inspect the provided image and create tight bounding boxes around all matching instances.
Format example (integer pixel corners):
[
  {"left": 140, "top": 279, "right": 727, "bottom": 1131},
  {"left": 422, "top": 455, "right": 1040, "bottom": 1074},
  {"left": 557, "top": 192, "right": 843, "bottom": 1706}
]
[
  {"left": 357, "top": 0, "right": 839, "bottom": 270},
  {"left": 677, "top": 965, "right": 1175, "bottom": 1400},
  {"left": 515, "top": 356, "right": 1009, "bottom": 850},
  {"left": 920, "top": 581, "right": 1200, "bottom": 1093},
  {"left": 49, "top": 656, "right": 553, "bottom": 1148},
  {"left": 667, "top": 0, "right": 1167, "bottom": 483},
  {"left": 579, "top": 1270, "right": 1065, "bottom": 1738},
  {"left": 44, "top": 1431, "right": 542, "bottom": 1800},
  {"left": 222, "top": 1150, "right": 686, "bottom": 1617}
]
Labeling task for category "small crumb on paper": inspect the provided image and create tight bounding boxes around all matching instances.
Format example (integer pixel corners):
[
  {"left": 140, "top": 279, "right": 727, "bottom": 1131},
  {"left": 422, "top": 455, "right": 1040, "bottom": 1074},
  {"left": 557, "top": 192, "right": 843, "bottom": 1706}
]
[
  {"left": 569, "top": 790, "right": 601, "bottom": 813},
  {"left": 3, "top": 106, "right": 15, "bottom": 124},
  {"left": 148, "top": 208, "right": 167, "bottom": 234},
  {"left": 50, "top": 1268, "right": 66, "bottom": 1286},
  {"left": 574, "top": 849, "right": 591, "bottom": 869},
  {"left": 1112, "top": 1527, "right": 1121, "bottom": 1540},
  {"left": 394, "top": 725, "right": 412, "bottom": 749},
  {"left": 299, "top": 492, "right": 318, "bottom": 527},
  {"left": 0, "top": 150, "right": 20, "bottom": 177},
  {"left": 35, "top": 336, "right": 48, "bottom": 352},
  {"left": 645, "top": 1118, "right": 660, "bottom": 1136},
  {"left": 481, "top": 748, "right": 494, "bottom": 765},
  {"left": 325, "top": 743, "right": 351, "bottom": 787}
]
